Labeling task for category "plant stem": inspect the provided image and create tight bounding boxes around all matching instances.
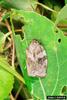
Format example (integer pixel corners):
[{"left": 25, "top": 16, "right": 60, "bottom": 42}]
[
  {"left": 35, "top": 2, "right": 57, "bottom": 12},
  {"left": 15, "top": 83, "right": 22, "bottom": 99},
  {"left": 10, "top": 94, "right": 15, "bottom": 100},
  {"left": 0, "top": 57, "right": 25, "bottom": 84}
]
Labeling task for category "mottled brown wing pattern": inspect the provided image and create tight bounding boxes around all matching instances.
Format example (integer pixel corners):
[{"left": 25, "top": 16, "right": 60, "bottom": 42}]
[{"left": 26, "top": 40, "right": 47, "bottom": 77}]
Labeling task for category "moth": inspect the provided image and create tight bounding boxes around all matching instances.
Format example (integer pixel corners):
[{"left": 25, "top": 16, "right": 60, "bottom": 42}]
[{"left": 26, "top": 40, "right": 47, "bottom": 77}]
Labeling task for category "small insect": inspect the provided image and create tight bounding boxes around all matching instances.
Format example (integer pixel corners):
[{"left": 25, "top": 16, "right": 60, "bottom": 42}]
[{"left": 26, "top": 39, "right": 47, "bottom": 77}]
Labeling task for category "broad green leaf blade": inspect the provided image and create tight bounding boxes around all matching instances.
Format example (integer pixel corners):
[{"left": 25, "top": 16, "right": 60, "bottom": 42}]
[
  {"left": 0, "top": 57, "right": 14, "bottom": 100},
  {"left": 55, "top": 4, "right": 67, "bottom": 25},
  {"left": 11, "top": 10, "right": 67, "bottom": 99},
  {"left": 0, "top": 0, "right": 37, "bottom": 11}
]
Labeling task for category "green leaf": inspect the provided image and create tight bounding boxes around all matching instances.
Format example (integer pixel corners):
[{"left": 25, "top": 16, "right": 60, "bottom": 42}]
[
  {"left": 0, "top": 56, "right": 25, "bottom": 84},
  {"left": 65, "top": 0, "right": 67, "bottom": 4},
  {"left": 0, "top": 56, "right": 25, "bottom": 99},
  {"left": 0, "top": 57, "right": 14, "bottom": 100},
  {"left": 0, "top": 0, "right": 37, "bottom": 11},
  {"left": 0, "top": 32, "right": 6, "bottom": 52},
  {"left": 11, "top": 10, "right": 67, "bottom": 99},
  {"left": 55, "top": 4, "right": 67, "bottom": 25}
]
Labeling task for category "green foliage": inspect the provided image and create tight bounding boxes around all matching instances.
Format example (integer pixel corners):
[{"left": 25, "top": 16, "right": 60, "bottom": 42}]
[
  {"left": 51, "top": 6, "right": 61, "bottom": 21},
  {"left": 0, "top": 0, "right": 37, "bottom": 11},
  {"left": 0, "top": 0, "right": 67, "bottom": 99},
  {"left": 55, "top": 4, "right": 67, "bottom": 25},
  {"left": 0, "top": 57, "right": 14, "bottom": 100},
  {"left": 0, "top": 32, "right": 5, "bottom": 52},
  {"left": 65, "top": 0, "right": 67, "bottom": 4},
  {"left": 0, "top": 55, "right": 25, "bottom": 99},
  {"left": 10, "top": 9, "right": 67, "bottom": 99}
]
